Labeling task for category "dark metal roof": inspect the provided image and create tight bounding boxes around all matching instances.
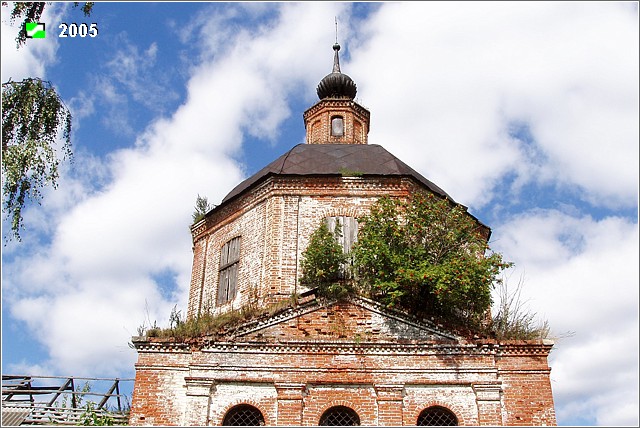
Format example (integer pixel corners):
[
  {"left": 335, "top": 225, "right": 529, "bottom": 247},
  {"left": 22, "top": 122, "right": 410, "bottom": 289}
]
[
  {"left": 317, "top": 43, "right": 357, "bottom": 100},
  {"left": 317, "top": 72, "right": 357, "bottom": 100},
  {"left": 222, "top": 144, "right": 453, "bottom": 203}
]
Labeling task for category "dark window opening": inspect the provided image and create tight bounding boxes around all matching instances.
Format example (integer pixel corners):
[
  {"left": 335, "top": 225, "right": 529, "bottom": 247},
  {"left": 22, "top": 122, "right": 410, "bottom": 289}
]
[
  {"left": 222, "top": 404, "right": 265, "bottom": 426},
  {"left": 417, "top": 406, "right": 458, "bottom": 426},
  {"left": 319, "top": 405, "right": 360, "bottom": 426},
  {"left": 218, "top": 236, "right": 240, "bottom": 305}
]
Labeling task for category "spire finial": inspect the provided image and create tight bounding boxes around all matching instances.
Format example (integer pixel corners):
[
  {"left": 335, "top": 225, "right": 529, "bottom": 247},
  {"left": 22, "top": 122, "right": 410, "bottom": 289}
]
[
  {"left": 316, "top": 18, "right": 356, "bottom": 100},
  {"left": 332, "top": 17, "right": 341, "bottom": 73}
]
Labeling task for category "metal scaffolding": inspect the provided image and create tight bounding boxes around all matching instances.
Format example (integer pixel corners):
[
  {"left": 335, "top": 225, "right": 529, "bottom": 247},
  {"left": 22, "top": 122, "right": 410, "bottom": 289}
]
[{"left": 1, "top": 374, "right": 134, "bottom": 426}]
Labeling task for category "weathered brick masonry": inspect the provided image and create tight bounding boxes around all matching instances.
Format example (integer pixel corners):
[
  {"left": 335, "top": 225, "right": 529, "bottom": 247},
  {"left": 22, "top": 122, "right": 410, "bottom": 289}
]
[
  {"left": 129, "top": 42, "right": 556, "bottom": 426},
  {"left": 130, "top": 298, "right": 555, "bottom": 425},
  {"left": 187, "top": 174, "right": 421, "bottom": 319}
]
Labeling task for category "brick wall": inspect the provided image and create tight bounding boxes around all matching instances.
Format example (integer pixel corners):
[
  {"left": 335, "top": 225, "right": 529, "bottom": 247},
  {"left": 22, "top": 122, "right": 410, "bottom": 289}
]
[
  {"left": 188, "top": 175, "right": 420, "bottom": 319},
  {"left": 137, "top": 157, "right": 556, "bottom": 426},
  {"left": 129, "top": 299, "right": 556, "bottom": 426},
  {"left": 496, "top": 344, "right": 557, "bottom": 425},
  {"left": 303, "top": 98, "right": 370, "bottom": 145},
  {"left": 129, "top": 346, "right": 191, "bottom": 426}
]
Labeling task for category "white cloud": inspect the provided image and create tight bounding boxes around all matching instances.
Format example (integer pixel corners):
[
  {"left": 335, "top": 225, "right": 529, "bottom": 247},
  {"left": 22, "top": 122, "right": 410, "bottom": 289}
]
[
  {"left": 493, "top": 212, "right": 638, "bottom": 331},
  {"left": 67, "top": 90, "right": 96, "bottom": 127},
  {"left": 104, "top": 36, "right": 178, "bottom": 112},
  {"left": 492, "top": 211, "right": 639, "bottom": 425},
  {"left": 550, "top": 322, "right": 639, "bottom": 426},
  {"left": 71, "top": 36, "right": 181, "bottom": 137},
  {"left": 3, "top": 2, "right": 351, "bottom": 376},
  {"left": 351, "top": 2, "right": 638, "bottom": 209}
]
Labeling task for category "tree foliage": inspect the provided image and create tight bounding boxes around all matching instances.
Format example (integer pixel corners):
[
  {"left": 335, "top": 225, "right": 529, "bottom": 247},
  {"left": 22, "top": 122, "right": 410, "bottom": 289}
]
[
  {"left": 192, "top": 194, "right": 215, "bottom": 223},
  {"left": 299, "top": 219, "right": 351, "bottom": 299},
  {"left": 79, "top": 402, "right": 117, "bottom": 426},
  {"left": 1, "top": 1, "right": 94, "bottom": 48},
  {"left": 299, "top": 193, "right": 514, "bottom": 333},
  {"left": 1, "top": 2, "right": 95, "bottom": 241},
  {"left": 2, "top": 78, "right": 73, "bottom": 241},
  {"left": 352, "top": 193, "right": 512, "bottom": 329}
]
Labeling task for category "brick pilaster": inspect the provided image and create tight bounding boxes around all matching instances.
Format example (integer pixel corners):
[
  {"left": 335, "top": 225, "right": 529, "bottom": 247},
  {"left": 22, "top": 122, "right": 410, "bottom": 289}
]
[
  {"left": 184, "top": 377, "right": 215, "bottom": 426},
  {"left": 375, "top": 384, "right": 404, "bottom": 426},
  {"left": 276, "top": 383, "right": 306, "bottom": 425},
  {"left": 473, "top": 383, "right": 503, "bottom": 426}
]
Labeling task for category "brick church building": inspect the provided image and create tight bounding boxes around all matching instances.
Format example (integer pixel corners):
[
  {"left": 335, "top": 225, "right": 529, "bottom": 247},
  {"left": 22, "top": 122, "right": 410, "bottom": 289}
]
[{"left": 129, "top": 42, "right": 557, "bottom": 426}]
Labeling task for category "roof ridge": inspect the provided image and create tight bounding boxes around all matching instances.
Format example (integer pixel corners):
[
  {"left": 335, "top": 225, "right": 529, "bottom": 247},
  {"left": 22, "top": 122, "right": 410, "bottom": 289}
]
[{"left": 278, "top": 143, "right": 303, "bottom": 174}]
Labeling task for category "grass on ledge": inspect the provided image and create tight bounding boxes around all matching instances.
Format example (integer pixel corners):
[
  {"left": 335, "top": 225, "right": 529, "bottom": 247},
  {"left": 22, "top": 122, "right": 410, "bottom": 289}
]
[{"left": 143, "top": 297, "right": 297, "bottom": 342}]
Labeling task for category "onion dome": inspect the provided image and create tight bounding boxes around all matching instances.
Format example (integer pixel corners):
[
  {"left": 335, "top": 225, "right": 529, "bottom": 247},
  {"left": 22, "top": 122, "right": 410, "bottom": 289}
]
[{"left": 316, "top": 43, "right": 357, "bottom": 100}]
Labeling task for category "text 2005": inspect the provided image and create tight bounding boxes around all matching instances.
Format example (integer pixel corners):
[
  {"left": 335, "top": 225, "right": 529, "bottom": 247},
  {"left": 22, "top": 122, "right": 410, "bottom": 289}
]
[{"left": 58, "top": 23, "right": 98, "bottom": 38}]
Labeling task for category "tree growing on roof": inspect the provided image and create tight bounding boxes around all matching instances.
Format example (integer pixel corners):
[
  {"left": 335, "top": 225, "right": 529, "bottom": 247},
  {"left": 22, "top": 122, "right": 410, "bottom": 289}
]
[
  {"left": 300, "top": 193, "right": 514, "bottom": 333},
  {"left": 352, "top": 193, "right": 513, "bottom": 331},
  {"left": 299, "top": 219, "right": 351, "bottom": 300},
  {"left": 192, "top": 194, "right": 214, "bottom": 224}
]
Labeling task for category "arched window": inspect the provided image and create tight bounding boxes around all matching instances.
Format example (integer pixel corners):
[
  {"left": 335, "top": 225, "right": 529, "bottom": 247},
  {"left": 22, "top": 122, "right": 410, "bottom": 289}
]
[
  {"left": 222, "top": 404, "right": 265, "bottom": 426},
  {"left": 319, "top": 405, "right": 360, "bottom": 426},
  {"left": 417, "top": 406, "right": 458, "bottom": 426},
  {"left": 331, "top": 116, "right": 344, "bottom": 137}
]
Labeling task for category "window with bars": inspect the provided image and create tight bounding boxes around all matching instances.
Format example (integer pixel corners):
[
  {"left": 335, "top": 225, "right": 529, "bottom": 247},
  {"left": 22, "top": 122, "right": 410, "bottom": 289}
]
[
  {"left": 416, "top": 406, "right": 458, "bottom": 426},
  {"left": 222, "top": 404, "right": 265, "bottom": 426},
  {"left": 217, "top": 236, "right": 241, "bottom": 305},
  {"left": 319, "top": 406, "right": 360, "bottom": 426}
]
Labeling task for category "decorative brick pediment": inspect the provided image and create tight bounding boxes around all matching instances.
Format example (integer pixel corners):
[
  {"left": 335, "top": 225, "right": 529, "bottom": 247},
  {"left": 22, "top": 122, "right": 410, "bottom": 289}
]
[{"left": 229, "top": 295, "right": 461, "bottom": 343}]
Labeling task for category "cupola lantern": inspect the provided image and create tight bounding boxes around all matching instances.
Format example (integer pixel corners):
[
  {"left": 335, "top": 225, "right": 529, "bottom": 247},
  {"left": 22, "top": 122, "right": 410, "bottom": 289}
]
[{"left": 303, "top": 42, "right": 370, "bottom": 145}]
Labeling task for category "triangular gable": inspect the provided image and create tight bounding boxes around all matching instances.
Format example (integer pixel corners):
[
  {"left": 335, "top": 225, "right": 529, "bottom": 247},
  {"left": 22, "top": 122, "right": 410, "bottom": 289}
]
[{"left": 230, "top": 296, "right": 461, "bottom": 342}]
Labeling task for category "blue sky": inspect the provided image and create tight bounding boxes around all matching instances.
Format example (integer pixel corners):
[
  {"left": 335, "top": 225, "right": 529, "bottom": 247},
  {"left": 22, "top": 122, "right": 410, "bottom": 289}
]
[{"left": 1, "top": 2, "right": 638, "bottom": 426}]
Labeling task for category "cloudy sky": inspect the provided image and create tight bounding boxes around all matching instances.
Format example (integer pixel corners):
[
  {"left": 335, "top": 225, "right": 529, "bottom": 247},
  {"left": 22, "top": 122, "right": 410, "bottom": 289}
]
[{"left": 1, "top": 2, "right": 638, "bottom": 426}]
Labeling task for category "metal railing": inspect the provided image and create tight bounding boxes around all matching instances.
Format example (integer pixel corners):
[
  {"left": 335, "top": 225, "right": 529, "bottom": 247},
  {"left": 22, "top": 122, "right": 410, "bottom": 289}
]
[{"left": 2, "top": 374, "right": 134, "bottom": 425}]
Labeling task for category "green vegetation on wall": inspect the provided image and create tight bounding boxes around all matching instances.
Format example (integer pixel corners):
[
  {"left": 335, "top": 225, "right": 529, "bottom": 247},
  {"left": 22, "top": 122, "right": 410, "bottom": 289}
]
[{"left": 300, "top": 193, "right": 515, "bottom": 334}]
